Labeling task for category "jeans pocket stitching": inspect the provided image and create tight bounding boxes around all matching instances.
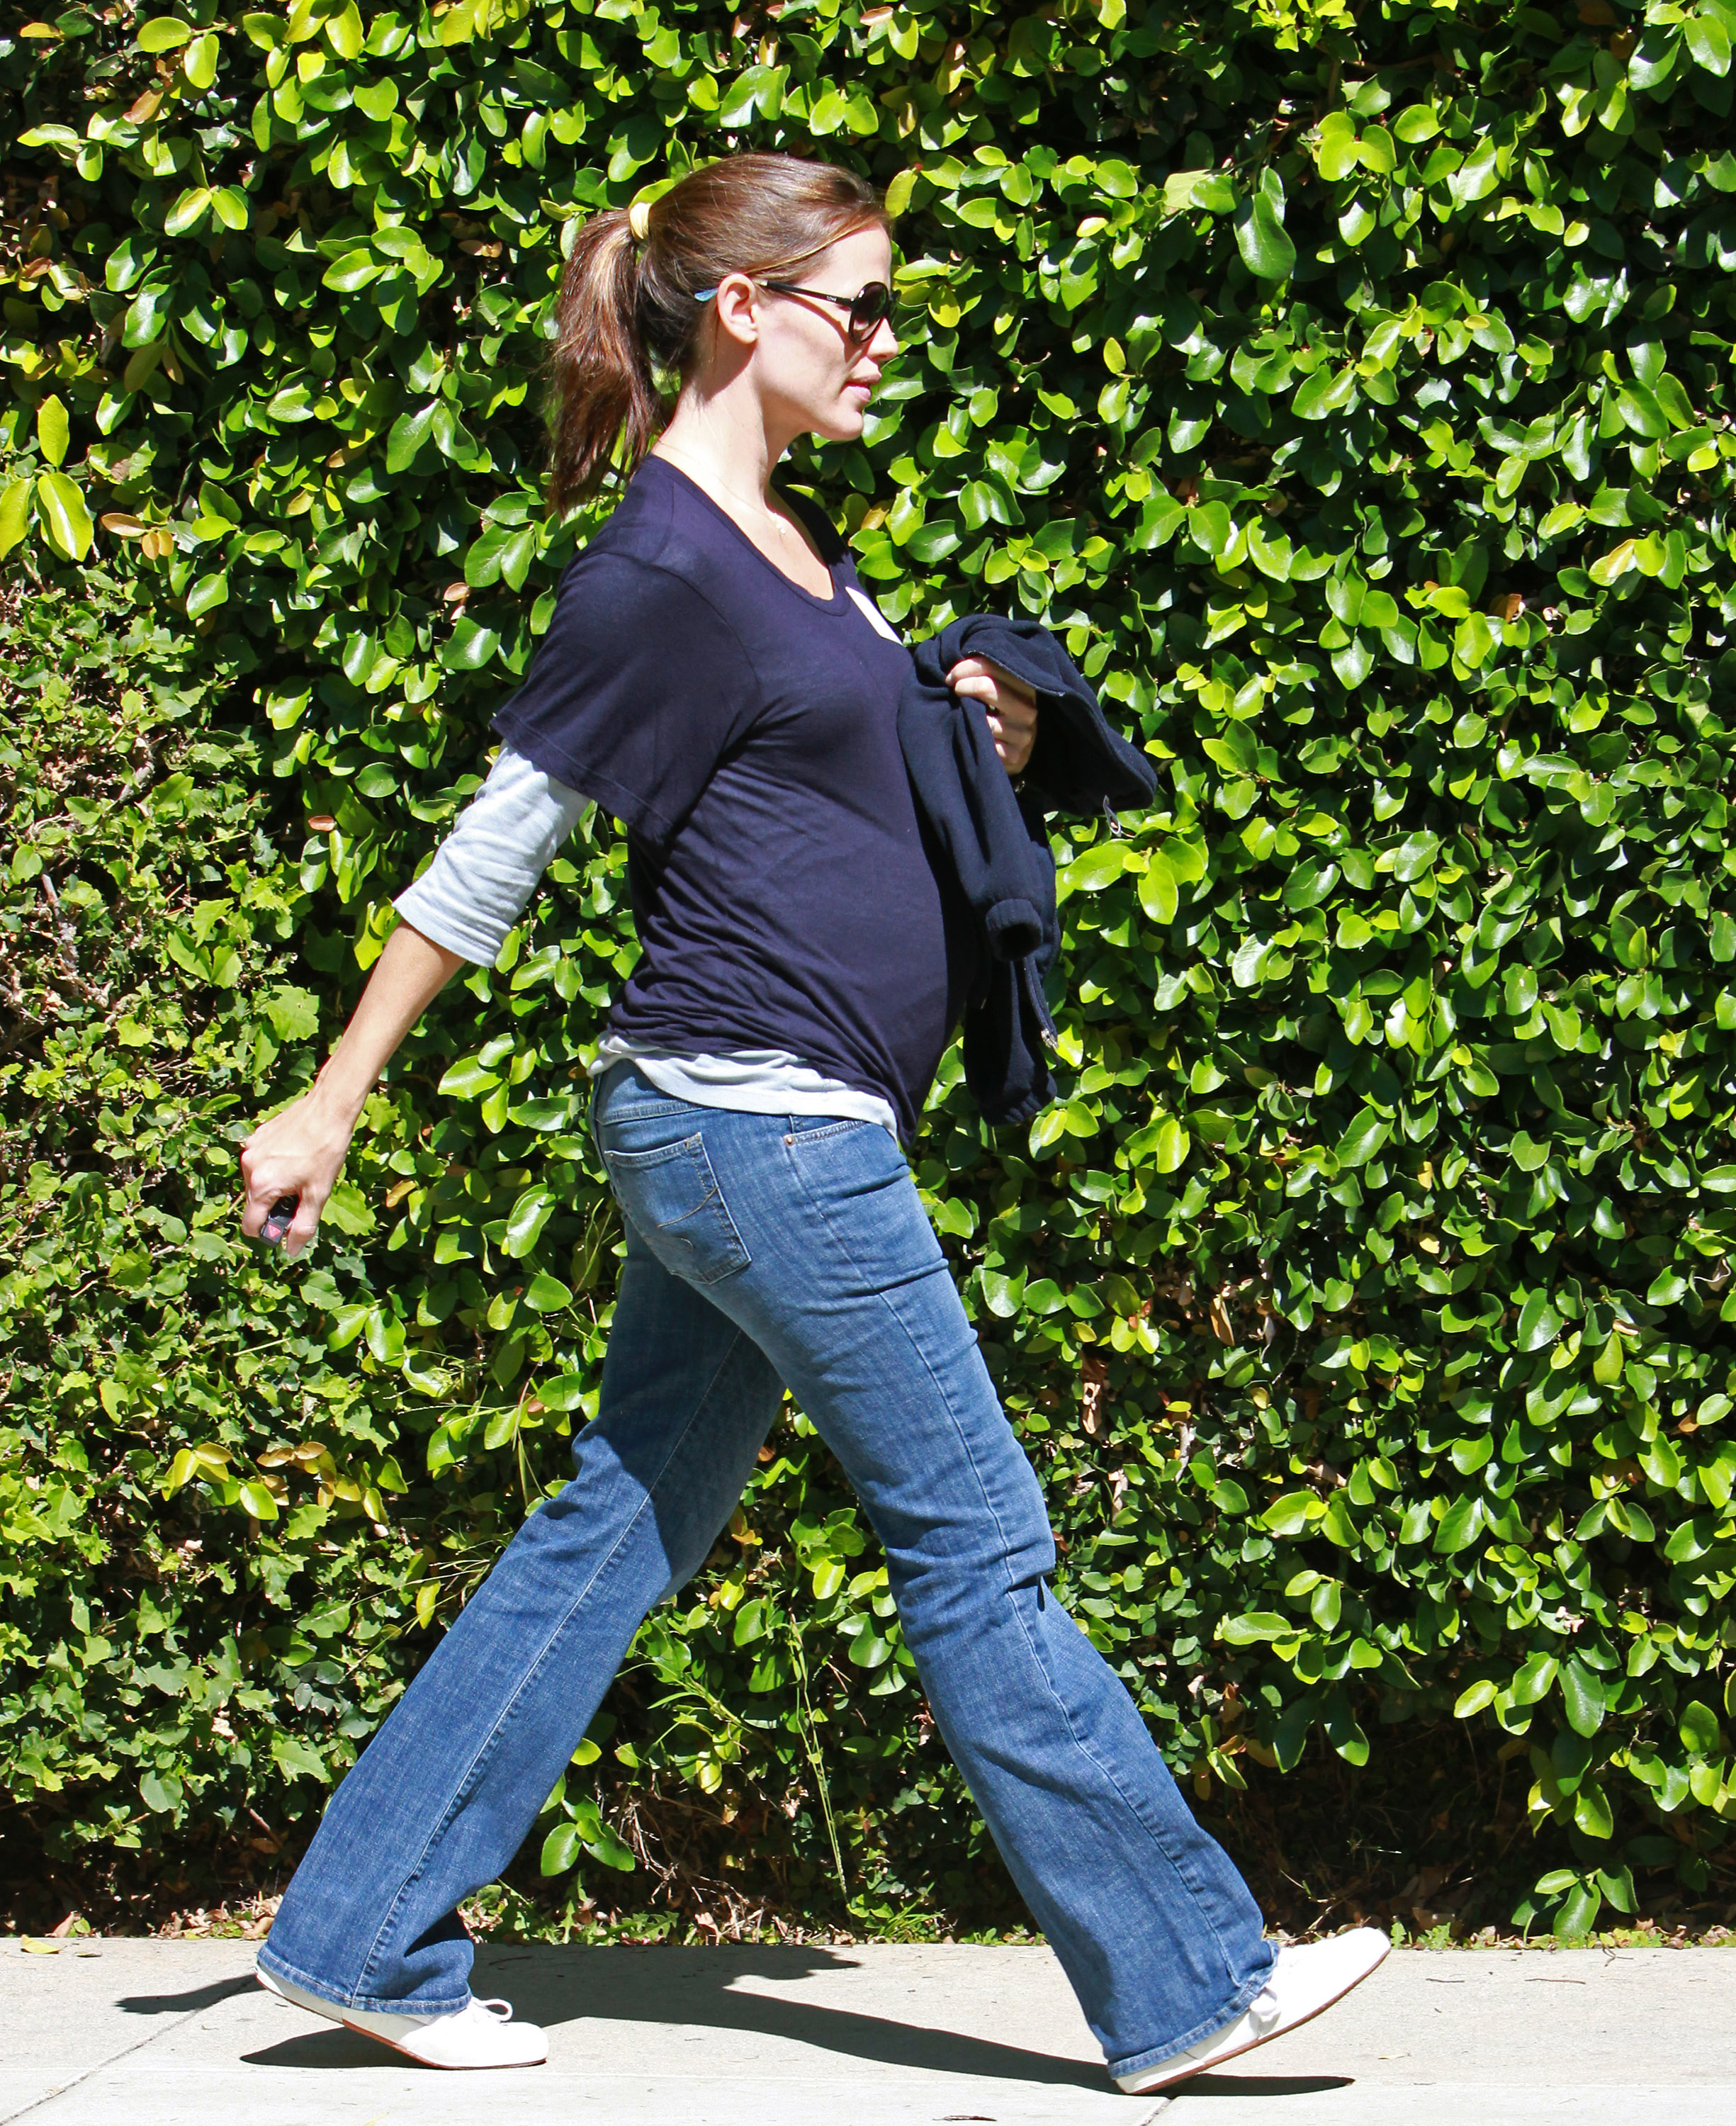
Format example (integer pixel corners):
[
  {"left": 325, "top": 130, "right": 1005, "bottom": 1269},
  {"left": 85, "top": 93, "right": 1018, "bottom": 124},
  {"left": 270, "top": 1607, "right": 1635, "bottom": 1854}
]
[
  {"left": 603, "top": 1131, "right": 706, "bottom": 1171},
  {"left": 786, "top": 1118, "right": 877, "bottom": 1147},
  {"left": 605, "top": 1134, "right": 751, "bottom": 1286}
]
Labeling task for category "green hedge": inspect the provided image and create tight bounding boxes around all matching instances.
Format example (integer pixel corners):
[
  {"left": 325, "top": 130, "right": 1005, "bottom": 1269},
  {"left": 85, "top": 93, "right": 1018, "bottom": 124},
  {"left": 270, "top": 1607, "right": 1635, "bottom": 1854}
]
[{"left": 6, "top": 0, "right": 1736, "bottom": 1942}]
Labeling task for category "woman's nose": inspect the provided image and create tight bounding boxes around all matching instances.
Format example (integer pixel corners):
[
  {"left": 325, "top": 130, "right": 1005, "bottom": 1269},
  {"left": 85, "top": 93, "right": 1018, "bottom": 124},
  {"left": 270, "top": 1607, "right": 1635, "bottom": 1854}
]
[{"left": 867, "top": 315, "right": 899, "bottom": 364}]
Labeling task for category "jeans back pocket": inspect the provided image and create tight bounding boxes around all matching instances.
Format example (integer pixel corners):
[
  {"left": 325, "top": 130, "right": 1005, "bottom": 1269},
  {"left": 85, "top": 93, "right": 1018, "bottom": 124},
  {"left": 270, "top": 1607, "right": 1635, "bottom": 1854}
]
[{"left": 602, "top": 1132, "right": 752, "bottom": 1286}]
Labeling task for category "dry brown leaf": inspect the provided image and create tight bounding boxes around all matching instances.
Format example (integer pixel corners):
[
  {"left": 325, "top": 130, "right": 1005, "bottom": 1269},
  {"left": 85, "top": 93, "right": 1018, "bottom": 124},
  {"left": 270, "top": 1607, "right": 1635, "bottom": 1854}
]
[{"left": 1081, "top": 1349, "right": 1106, "bottom": 1437}]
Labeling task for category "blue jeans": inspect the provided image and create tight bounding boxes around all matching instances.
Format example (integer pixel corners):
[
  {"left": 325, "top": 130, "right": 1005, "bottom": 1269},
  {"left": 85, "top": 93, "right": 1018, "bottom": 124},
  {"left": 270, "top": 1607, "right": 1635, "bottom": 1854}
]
[{"left": 257, "top": 1067, "right": 1274, "bottom": 2081}]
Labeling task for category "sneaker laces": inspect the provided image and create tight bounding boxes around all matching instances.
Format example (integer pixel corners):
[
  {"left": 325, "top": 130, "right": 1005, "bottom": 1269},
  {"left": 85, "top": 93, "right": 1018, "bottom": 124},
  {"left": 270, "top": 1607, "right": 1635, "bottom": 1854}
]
[{"left": 473, "top": 1997, "right": 514, "bottom": 2022}]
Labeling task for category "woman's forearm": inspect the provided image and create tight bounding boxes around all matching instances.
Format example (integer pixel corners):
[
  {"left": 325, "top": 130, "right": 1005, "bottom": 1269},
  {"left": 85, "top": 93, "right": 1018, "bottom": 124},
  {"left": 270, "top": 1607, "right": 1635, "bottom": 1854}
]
[
  {"left": 240, "top": 919, "right": 464, "bottom": 1253},
  {"left": 310, "top": 920, "right": 465, "bottom": 1125}
]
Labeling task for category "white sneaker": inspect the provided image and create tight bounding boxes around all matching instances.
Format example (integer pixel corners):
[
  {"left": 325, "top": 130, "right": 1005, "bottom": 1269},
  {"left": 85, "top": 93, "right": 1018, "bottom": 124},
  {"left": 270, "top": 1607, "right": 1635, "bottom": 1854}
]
[
  {"left": 1115, "top": 1926, "right": 1390, "bottom": 2093},
  {"left": 257, "top": 1962, "right": 547, "bottom": 2069}
]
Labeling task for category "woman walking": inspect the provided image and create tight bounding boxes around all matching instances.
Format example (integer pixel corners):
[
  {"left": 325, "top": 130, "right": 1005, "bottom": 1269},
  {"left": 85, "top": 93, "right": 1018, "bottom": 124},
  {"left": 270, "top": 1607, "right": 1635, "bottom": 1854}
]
[{"left": 239, "top": 152, "right": 1387, "bottom": 2091}]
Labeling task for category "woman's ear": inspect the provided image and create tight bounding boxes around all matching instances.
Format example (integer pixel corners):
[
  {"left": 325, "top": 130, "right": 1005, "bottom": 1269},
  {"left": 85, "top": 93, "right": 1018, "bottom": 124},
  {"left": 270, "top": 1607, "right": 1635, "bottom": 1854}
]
[{"left": 710, "top": 271, "right": 760, "bottom": 350}]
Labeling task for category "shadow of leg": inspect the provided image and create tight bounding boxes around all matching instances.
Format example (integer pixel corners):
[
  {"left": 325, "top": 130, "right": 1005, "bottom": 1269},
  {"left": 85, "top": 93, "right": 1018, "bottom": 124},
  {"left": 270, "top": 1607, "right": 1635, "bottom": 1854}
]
[
  {"left": 470, "top": 1945, "right": 1109, "bottom": 2092},
  {"left": 118, "top": 1977, "right": 260, "bottom": 2018}
]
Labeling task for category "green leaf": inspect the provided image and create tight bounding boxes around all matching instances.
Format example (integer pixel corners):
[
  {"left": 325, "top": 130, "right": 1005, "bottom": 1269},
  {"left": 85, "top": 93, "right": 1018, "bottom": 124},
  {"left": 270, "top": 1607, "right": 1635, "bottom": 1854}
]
[
  {"left": 1150, "top": 1116, "right": 1189, "bottom": 1174},
  {"left": 1137, "top": 850, "right": 1178, "bottom": 925},
  {"left": 1315, "top": 111, "right": 1360, "bottom": 183},
  {"left": 1222, "top": 1612, "right": 1290, "bottom": 1644},
  {"left": 1572, "top": 1777, "right": 1614, "bottom": 1840},
  {"left": 441, "top": 617, "right": 500, "bottom": 671},
  {"left": 163, "top": 186, "right": 212, "bottom": 237},
  {"left": 1234, "top": 191, "right": 1296, "bottom": 280},
  {"left": 1293, "top": 364, "right": 1355, "bottom": 421},
  {"left": 437, "top": 1056, "right": 503, "bottom": 1099},
  {"left": 1560, "top": 1658, "right": 1606, "bottom": 1738},
  {"left": 1516, "top": 1292, "right": 1561, "bottom": 1351},
  {"left": 137, "top": 16, "right": 194, "bottom": 51},
  {"left": 540, "top": 1821, "right": 582, "bottom": 1876},
  {"left": 322, "top": 249, "right": 383, "bottom": 293},
  {"left": 386, "top": 401, "right": 438, "bottom": 473},
  {"left": 0, "top": 478, "right": 33, "bottom": 559},
  {"left": 326, "top": 0, "right": 363, "bottom": 58},
  {"left": 1331, "top": 633, "right": 1373, "bottom": 689},
  {"left": 322, "top": 1184, "right": 374, "bottom": 1236},
  {"left": 1553, "top": 1878, "right": 1602, "bottom": 1940},
  {"left": 1433, "top": 1495, "right": 1484, "bottom": 1554},
  {"left": 182, "top": 28, "right": 218, "bottom": 86},
  {"left": 1685, "top": 13, "right": 1731, "bottom": 72},
  {"left": 1335, "top": 1108, "right": 1391, "bottom": 1167},
  {"left": 262, "top": 985, "right": 320, "bottom": 1040},
  {"left": 847, "top": 1627, "right": 893, "bottom": 1669},
  {"left": 1262, "top": 1492, "right": 1319, "bottom": 1536},
  {"left": 1283, "top": 857, "right": 1338, "bottom": 910},
  {"left": 505, "top": 1185, "right": 556, "bottom": 1258},
  {"left": 186, "top": 571, "right": 228, "bottom": 620},
  {"left": 1061, "top": 843, "right": 1127, "bottom": 893},
  {"left": 524, "top": 1271, "right": 573, "bottom": 1313},
  {"left": 35, "top": 395, "right": 69, "bottom": 468},
  {"left": 140, "top": 1770, "right": 184, "bottom": 1812},
  {"left": 34, "top": 472, "right": 93, "bottom": 561}
]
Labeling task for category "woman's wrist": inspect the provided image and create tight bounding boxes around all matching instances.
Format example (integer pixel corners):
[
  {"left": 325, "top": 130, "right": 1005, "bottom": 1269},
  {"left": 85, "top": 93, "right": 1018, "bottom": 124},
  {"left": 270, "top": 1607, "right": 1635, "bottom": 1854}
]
[{"left": 308, "top": 1057, "right": 371, "bottom": 1136}]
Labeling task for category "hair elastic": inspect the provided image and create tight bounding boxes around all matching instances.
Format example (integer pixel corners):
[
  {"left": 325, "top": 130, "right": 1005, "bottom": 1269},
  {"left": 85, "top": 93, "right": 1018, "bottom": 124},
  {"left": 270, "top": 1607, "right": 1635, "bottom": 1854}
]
[{"left": 627, "top": 198, "right": 652, "bottom": 244}]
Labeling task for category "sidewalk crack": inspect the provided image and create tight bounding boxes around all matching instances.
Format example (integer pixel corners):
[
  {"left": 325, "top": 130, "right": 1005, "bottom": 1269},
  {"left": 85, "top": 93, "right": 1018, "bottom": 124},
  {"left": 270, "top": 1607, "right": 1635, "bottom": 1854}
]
[{"left": 0, "top": 1981, "right": 249, "bottom": 2125}]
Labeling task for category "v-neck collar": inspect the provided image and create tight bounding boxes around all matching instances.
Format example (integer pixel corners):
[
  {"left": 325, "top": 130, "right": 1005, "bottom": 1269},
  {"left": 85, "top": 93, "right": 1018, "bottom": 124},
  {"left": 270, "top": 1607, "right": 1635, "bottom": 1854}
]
[{"left": 648, "top": 454, "right": 847, "bottom": 614}]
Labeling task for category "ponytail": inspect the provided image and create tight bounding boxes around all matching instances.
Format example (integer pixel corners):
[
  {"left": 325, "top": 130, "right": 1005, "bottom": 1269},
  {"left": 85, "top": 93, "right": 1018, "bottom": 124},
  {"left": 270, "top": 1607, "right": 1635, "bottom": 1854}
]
[
  {"left": 547, "top": 208, "right": 663, "bottom": 514},
  {"left": 546, "top": 153, "right": 887, "bottom": 514}
]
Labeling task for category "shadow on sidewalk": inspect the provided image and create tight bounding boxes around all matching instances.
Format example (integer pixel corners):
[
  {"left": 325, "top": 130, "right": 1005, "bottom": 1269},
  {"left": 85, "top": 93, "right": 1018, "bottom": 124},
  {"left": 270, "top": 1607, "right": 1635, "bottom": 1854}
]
[
  {"left": 234, "top": 1942, "right": 1117, "bottom": 2091},
  {"left": 1181, "top": 2076, "right": 1354, "bottom": 2098},
  {"left": 117, "top": 1976, "right": 259, "bottom": 2016}
]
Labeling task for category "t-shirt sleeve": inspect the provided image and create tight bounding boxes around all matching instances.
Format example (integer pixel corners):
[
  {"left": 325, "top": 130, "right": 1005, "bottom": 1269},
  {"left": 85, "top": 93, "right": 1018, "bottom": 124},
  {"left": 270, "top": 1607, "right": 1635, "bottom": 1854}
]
[
  {"left": 393, "top": 746, "right": 586, "bottom": 965},
  {"left": 490, "top": 551, "right": 760, "bottom": 850}
]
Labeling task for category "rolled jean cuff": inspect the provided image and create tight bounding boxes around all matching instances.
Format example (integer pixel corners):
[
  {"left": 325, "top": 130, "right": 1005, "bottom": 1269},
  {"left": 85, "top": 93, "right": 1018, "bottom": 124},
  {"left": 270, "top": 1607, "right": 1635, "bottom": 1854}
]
[{"left": 1105, "top": 1945, "right": 1278, "bottom": 2083}]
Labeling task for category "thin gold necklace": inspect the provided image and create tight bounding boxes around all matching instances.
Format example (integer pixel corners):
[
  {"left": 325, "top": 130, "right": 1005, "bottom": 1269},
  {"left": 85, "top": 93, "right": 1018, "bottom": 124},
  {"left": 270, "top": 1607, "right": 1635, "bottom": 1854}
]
[{"left": 658, "top": 444, "right": 806, "bottom": 553}]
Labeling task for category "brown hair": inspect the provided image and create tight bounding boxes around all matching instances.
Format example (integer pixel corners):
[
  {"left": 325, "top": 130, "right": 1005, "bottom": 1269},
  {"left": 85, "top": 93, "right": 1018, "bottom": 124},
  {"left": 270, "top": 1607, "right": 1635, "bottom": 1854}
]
[{"left": 546, "top": 153, "right": 887, "bottom": 512}]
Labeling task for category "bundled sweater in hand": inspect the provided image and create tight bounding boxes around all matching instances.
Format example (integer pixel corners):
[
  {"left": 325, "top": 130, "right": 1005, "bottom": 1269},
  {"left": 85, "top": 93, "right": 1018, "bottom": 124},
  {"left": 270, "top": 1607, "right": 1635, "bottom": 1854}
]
[{"left": 898, "top": 616, "right": 1158, "bottom": 1128}]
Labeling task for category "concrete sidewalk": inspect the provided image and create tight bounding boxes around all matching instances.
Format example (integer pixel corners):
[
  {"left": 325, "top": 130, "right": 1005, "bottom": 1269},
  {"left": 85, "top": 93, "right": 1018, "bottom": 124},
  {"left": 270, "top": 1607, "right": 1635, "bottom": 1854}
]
[{"left": 4, "top": 1936, "right": 1734, "bottom": 2125}]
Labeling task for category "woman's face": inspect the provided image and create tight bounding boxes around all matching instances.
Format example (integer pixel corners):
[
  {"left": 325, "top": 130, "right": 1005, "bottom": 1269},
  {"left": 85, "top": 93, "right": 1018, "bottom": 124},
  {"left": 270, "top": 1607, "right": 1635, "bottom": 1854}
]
[{"left": 706, "top": 223, "right": 898, "bottom": 445}]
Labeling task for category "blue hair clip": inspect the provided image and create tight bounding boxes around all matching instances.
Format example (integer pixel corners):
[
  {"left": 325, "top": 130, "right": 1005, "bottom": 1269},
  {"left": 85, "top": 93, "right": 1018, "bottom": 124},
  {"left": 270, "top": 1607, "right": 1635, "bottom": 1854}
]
[{"left": 693, "top": 288, "right": 718, "bottom": 302}]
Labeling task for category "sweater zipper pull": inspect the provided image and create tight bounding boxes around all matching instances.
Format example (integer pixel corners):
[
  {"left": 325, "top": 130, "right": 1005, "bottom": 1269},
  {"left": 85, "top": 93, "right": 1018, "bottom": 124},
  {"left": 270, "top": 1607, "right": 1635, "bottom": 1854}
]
[{"left": 1021, "top": 957, "right": 1061, "bottom": 1049}]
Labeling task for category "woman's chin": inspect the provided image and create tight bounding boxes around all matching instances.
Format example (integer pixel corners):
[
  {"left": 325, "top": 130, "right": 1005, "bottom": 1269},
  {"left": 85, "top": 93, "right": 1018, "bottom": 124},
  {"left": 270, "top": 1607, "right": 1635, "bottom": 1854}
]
[{"left": 814, "top": 401, "right": 869, "bottom": 441}]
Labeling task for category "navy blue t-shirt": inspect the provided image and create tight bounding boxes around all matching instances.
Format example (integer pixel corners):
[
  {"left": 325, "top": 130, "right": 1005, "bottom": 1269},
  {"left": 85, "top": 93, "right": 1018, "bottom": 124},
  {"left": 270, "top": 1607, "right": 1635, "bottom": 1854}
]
[{"left": 493, "top": 455, "right": 974, "bottom": 1143}]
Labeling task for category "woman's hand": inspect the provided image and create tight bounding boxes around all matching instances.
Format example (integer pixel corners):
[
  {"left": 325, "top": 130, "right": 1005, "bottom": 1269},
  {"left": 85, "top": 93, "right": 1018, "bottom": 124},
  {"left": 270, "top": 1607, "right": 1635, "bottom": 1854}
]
[
  {"left": 238, "top": 919, "right": 463, "bottom": 1257},
  {"left": 239, "top": 1088, "right": 358, "bottom": 1258},
  {"left": 948, "top": 655, "right": 1038, "bottom": 778}
]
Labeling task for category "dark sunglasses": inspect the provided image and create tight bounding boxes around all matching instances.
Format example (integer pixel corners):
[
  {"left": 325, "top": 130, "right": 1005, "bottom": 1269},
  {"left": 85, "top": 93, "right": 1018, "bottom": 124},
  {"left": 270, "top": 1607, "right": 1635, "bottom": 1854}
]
[{"left": 694, "top": 278, "right": 894, "bottom": 339}]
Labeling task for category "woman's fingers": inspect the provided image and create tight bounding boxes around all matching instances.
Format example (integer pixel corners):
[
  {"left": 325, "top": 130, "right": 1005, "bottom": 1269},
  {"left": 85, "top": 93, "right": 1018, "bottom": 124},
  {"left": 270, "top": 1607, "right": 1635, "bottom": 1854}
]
[
  {"left": 281, "top": 1196, "right": 322, "bottom": 1259},
  {"left": 947, "top": 656, "right": 1038, "bottom": 775},
  {"left": 238, "top": 1145, "right": 276, "bottom": 1240},
  {"left": 242, "top": 1159, "right": 324, "bottom": 1253},
  {"left": 238, "top": 1101, "right": 336, "bottom": 1249}
]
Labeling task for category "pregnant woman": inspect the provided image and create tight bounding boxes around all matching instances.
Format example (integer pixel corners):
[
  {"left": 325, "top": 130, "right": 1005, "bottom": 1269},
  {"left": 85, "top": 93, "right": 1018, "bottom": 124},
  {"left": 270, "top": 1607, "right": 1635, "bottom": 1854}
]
[{"left": 238, "top": 152, "right": 1387, "bottom": 2090}]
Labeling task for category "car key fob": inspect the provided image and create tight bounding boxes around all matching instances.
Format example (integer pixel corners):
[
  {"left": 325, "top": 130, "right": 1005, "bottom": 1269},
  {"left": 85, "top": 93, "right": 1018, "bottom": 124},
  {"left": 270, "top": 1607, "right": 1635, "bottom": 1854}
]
[{"left": 260, "top": 1194, "right": 300, "bottom": 1246}]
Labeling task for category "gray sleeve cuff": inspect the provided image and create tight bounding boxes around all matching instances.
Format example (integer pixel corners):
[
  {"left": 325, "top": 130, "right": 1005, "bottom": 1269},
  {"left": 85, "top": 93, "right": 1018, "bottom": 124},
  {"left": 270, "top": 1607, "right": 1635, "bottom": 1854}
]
[{"left": 393, "top": 746, "right": 587, "bottom": 965}]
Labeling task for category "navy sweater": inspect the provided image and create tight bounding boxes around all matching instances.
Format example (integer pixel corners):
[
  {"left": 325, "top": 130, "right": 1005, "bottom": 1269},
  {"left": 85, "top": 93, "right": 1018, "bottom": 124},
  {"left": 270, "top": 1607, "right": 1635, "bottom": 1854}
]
[{"left": 899, "top": 617, "right": 1157, "bottom": 1126}]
